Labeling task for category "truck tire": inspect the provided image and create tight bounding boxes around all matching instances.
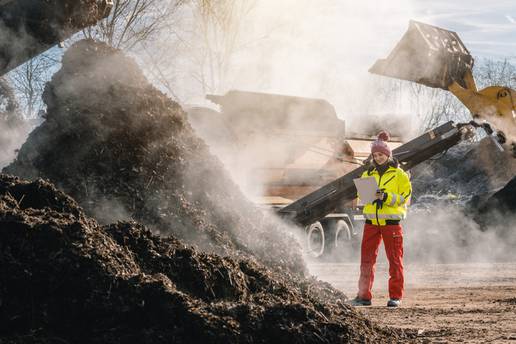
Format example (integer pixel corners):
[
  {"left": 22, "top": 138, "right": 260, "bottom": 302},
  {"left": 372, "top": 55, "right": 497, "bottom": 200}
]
[
  {"left": 306, "top": 221, "right": 325, "bottom": 258},
  {"left": 333, "top": 219, "right": 352, "bottom": 250},
  {"left": 326, "top": 219, "right": 356, "bottom": 261}
]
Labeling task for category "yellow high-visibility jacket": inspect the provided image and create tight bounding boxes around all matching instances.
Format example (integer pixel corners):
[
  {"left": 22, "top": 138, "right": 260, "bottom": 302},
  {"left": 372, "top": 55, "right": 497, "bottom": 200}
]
[{"left": 359, "top": 165, "right": 412, "bottom": 226}]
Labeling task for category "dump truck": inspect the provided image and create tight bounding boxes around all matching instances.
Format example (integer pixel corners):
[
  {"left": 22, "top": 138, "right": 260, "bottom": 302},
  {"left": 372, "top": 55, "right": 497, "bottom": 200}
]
[
  {"left": 188, "top": 90, "right": 403, "bottom": 258},
  {"left": 0, "top": 0, "right": 113, "bottom": 114}
]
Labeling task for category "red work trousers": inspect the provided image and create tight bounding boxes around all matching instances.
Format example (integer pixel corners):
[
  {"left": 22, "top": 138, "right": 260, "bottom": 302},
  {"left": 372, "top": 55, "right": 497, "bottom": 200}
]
[{"left": 358, "top": 223, "right": 404, "bottom": 300}]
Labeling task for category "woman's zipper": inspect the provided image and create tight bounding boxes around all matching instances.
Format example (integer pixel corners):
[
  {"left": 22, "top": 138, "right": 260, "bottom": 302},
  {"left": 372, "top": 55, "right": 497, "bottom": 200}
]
[{"left": 376, "top": 173, "right": 383, "bottom": 225}]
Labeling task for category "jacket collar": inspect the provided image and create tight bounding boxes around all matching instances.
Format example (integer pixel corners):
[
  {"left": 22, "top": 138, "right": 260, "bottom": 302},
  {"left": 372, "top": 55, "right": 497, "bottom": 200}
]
[{"left": 370, "top": 165, "right": 396, "bottom": 175}]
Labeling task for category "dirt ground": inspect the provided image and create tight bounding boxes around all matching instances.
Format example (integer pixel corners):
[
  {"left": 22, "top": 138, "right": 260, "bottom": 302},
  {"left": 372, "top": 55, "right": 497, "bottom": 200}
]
[{"left": 309, "top": 262, "right": 516, "bottom": 343}]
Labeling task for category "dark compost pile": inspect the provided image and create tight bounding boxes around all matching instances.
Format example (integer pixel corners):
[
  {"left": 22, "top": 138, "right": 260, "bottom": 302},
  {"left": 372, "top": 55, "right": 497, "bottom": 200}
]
[
  {"left": 4, "top": 39, "right": 303, "bottom": 274},
  {"left": 471, "top": 175, "right": 516, "bottom": 227},
  {"left": 412, "top": 138, "right": 516, "bottom": 209},
  {"left": 410, "top": 137, "right": 516, "bottom": 225},
  {"left": 411, "top": 138, "right": 515, "bottom": 206},
  {"left": 0, "top": 174, "right": 402, "bottom": 343}
]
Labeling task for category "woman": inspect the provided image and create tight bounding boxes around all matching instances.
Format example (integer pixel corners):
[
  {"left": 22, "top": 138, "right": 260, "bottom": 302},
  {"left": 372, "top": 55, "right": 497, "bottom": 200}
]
[{"left": 349, "top": 131, "right": 411, "bottom": 308}]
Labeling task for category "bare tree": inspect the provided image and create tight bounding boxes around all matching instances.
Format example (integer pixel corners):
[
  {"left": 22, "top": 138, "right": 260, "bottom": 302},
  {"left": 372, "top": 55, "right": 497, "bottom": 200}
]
[
  {"left": 6, "top": 0, "right": 188, "bottom": 119},
  {"left": 133, "top": 0, "right": 258, "bottom": 102},
  {"left": 82, "top": 0, "right": 187, "bottom": 51},
  {"left": 79, "top": 0, "right": 190, "bottom": 102},
  {"left": 7, "top": 0, "right": 258, "bottom": 114},
  {"left": 189, "top": 0, "right": 256, "bottom": 94},
  {"left": 474, "top": 58, "right": 516, "bottom": 89},
  {"left": 370, "top": 74, "right": 470, "bottom": 133},
  {"left": 7, "top": 51, "right": 59, "bottom": 119}
]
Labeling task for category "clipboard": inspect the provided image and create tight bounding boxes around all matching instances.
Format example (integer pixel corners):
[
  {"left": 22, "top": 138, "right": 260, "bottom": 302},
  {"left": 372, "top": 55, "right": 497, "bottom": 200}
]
[{"left": 353, "top": 176, "right": 378, "bottom": 204}]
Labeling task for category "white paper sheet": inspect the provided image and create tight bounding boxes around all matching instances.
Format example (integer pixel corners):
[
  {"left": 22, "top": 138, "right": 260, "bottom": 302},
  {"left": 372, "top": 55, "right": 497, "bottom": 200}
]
[{"left": 353, "top": 176, "right": 378, "bottom": 204}]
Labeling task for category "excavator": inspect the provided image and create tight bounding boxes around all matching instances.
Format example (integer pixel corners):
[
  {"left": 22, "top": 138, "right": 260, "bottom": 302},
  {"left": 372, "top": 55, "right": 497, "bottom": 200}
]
[
  {"left": 0, "top": 0, "right": 113, "bottom": 114},
  {"left": 369, "top": 20, "right": 516, "bottom": 150}
]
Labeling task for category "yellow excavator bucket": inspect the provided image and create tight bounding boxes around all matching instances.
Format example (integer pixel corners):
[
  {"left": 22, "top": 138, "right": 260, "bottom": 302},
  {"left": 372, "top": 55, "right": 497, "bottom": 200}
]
[{"left": 369, "top": 20, "right": 474, "bottom": 90}]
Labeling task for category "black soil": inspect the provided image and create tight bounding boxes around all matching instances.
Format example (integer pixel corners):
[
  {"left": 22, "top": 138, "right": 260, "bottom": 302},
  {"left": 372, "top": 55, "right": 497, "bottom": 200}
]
[
  {"left": 471, "top": 175, "right": 516, "bottom": 227},
  {"left": 411, "top": 138, "right": 514, "bottom": 206},
  {"left": 411, "top": 138, "right": 516, "bottom": 221},
  {"left": 407, "top": 135, "right": 516, "bottom": 235},
  {"left": 4, "top": 39, "right": 303, "bottom": 274},
  {"left": 0, "top": 174, "right": 402, "bottom": 343}
]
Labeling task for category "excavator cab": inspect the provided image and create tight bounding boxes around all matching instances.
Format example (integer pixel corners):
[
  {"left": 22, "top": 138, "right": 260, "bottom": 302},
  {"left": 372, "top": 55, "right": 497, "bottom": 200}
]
[{"left": 370, "top": 20, "right": 516, "bottom": 139}]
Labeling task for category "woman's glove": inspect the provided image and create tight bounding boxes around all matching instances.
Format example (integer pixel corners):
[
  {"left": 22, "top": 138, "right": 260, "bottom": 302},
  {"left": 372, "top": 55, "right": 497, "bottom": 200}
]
[{"left": 375, "top": 189, "right": 386, "bottom": 200}]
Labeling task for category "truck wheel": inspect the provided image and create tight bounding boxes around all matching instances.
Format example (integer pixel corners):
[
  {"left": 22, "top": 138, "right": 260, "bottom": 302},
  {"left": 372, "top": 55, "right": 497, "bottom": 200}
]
[
  {"left": 326, "top": 219, "right": 355, "bottom": 261},
  {"left": 334, "top": 220, "right": 352, "bottom": 250},
  {"left": 306, "top": 221, "right": 325, "bottom": 258}
]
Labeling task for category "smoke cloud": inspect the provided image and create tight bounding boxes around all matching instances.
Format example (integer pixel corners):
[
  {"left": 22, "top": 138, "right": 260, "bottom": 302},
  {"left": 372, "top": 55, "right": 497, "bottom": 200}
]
[
  {"left": 0, "top": 79, "right": 31, "bottom": 169},
  {"left": 0, "top": 121, "right": 31, "bottom": 169},
  {"left": 223, "top": 1, "right": 423, "bottom": 124},
  {"left": 178, "top": 1, "right": 428, "bottom": 203}
]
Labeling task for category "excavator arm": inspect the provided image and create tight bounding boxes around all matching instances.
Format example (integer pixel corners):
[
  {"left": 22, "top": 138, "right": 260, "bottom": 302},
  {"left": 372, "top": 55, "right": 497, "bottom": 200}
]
[{"left": 369, "top": 20, "right": 516, "bottom": 133}]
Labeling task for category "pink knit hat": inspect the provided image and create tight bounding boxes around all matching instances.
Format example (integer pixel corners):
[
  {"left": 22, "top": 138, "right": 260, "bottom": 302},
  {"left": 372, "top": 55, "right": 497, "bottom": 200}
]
[{"left": 371, "top": 131, "right": 391, "bottom": 157}]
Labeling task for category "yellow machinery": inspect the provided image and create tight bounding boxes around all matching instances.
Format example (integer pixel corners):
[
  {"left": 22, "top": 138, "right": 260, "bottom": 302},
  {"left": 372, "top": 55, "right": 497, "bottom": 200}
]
[{"left": 370, "top": 20, "right": 516, "bottom": 141}]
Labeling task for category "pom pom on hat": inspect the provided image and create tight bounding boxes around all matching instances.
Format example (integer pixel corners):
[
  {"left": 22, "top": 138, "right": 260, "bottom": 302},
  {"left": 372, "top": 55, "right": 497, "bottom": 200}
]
[{"left": 377, "top": 130, "right": 390, "bottom": 142}]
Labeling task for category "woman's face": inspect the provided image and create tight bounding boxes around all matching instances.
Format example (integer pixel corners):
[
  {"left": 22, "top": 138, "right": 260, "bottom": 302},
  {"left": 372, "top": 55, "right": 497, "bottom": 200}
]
[{"left": 373, "top": 152, "right": 389, "bottom": 165}]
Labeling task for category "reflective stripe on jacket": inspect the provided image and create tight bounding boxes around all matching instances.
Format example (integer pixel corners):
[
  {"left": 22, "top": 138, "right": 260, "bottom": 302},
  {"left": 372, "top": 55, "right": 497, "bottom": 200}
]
[{"left": 359, "top": 165, "right": 412, "bottom": 226}]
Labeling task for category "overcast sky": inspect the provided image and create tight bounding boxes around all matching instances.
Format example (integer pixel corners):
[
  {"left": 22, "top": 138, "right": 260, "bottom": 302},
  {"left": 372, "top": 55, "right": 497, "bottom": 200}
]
[{"left": 412, "top": 0, "right": 516, "bottom": 59}]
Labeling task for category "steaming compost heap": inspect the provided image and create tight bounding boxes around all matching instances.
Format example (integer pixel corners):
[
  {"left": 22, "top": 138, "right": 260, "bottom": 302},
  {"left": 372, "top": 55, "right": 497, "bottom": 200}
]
[
  {"left": 0, "top": 174, "right": 403, "bottom": 343},
  {"left": 4, "top": 39, "right": 303, "bottom": 273},
  {"left": 410, "top": 137, "right": 516, "bottom": 225},
  {"left": 472, "top": 175, "right": 516, "bottom": 227},
  {"left": 411, "top": 138, "right": 512, "bottom": 205},
  {"left": 0, "top": 78, "right": 30, "bottom": 168}
]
